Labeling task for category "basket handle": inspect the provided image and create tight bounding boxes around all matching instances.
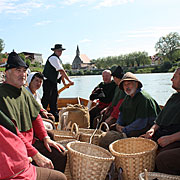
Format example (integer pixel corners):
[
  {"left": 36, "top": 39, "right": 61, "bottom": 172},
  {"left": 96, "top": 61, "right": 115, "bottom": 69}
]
[
  {"left": 89, "top": 128, "right": 98, "bottom": 144},
  {"left": 71, "top": 123, "right": 79, "bottom": 136},
  {"left": 144, "top": 169, "right": 148, "bottom": 180},
  {"left": 99, "top": 122, "right": 109, "bottom": 132}
]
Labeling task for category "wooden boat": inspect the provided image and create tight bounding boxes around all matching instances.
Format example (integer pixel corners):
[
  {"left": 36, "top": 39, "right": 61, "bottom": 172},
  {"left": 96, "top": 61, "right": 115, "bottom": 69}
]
[
  {"left": 47, "top": 83, "right": 96, "bottom": 110},
  {"left": 57, "top": 97, "right": 96, "bottom": 109}
]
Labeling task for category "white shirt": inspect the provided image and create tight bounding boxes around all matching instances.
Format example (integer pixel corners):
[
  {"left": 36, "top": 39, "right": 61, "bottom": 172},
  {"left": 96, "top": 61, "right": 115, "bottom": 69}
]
[{"left": 48, "top": 56, "right": 64, "bottom": 79}]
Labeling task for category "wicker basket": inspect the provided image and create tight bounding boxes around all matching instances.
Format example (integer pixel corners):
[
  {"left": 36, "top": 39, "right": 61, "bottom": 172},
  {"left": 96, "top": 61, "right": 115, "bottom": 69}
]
[
  {"left": 67, "top": 141, "right": 115, "bottom": 180},
  {"left": 58, "top": 139, "right": 79, "bottom": 180},
  {"left": 139, "top": 171, "right": 180, "bottom": 180},
  {"left": 50, "top": 123, "right": 79, "bottom": 141},
  {"left": 78, "top": 122, "right": 109, "bottom": 145},
  {"left": 109, "top": 137, "right": 158, "bottom": 180}
]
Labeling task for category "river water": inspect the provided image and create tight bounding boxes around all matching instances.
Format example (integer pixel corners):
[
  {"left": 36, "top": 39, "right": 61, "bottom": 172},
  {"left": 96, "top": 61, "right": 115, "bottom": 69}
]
[{"left": 38, "top": 73, "right": 175, "bottom": 106}]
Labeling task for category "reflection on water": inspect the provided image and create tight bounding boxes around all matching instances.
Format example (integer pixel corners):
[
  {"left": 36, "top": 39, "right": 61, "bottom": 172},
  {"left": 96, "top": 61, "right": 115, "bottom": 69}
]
[{"left": 39, "top": 73, "right": 175, "bottom": 106}]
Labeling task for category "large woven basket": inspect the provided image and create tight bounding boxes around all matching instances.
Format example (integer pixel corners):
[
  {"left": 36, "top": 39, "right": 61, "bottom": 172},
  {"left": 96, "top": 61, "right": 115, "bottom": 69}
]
[
  {"left": 78, "top": 122, "right": 109, "bottom": 145},
  {"left": 139, "top": 171, "right": 180, "bottom": 180},
  {"left": 109, "top": 137, "right": 158, "bottom": 180},
  {"left": 58, "top": 139, "right": 79, "bottom": 180},
  {"left": 67, "top": 141, "right": 114, "bottom": 180},
  {"left": 50, "top": 123, "right": 79, "bottom": 141}
]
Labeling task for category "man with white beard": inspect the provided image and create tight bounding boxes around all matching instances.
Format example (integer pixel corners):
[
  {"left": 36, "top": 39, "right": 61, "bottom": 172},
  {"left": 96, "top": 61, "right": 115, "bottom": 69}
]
[
  {"left": 99, "top": 72, "right": 161, "bottom": 150},
  {"left": 115, "top": 72, "right": 161, "bottom": 137}
]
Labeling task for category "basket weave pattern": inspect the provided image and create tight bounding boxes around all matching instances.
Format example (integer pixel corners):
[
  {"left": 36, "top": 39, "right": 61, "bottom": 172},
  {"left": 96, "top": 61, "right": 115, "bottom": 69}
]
[
  {"left": 78, "top": 122, "right": 109, "bottom": 145},
  {"left": 139, "top": 172, "right": 180, "bottom": 180},
  {"left": 78, "top": 128, "right": 102, "bottom": 145},
  {"left": 57, "top": 139, "right": 79, "bottom": 180},
  {"left": 50, "top": 123, "right": 79, "bottom": 141},
  {"left": 67, "top": 141, "right": 114, "bottom": 180},
  {"left": 109, "top": 138, "right": 158, "bottom": 180}
]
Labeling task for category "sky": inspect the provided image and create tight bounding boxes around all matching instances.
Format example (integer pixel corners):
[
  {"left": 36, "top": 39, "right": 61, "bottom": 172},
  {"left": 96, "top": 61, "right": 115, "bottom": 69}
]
[{"left": 0, "top": 0, "right": 180, "bottom": 64}]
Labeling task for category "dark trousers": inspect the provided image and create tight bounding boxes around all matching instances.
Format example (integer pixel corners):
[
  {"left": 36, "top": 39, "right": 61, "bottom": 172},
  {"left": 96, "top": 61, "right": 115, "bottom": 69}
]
[
  {"left": 156, "top": 142, "right": 180, "bottom": 175},
  {"left": 41, "top": 80, "right": 59, "bottom": 122},
  {"left": 36, "top": 166, "right": 67, "bottom": 180},
  {"left": 89, "top": 105, "right": 102, "bottom": 128},
  {"left": 33, "top": 139, "right": 67, "bottom": 173}
]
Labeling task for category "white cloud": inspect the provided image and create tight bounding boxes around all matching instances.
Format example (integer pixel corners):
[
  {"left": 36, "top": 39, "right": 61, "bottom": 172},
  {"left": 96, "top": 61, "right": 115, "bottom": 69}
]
[
  {"left": 79, "top": 38, "right": 92, "bottom": 43},
  {"left": 35, "top": 20, "right": 52, "bottom": 26},
  {"left": 122, "top": 26, "right": 180, "bottom": 39},
  {"left": 61, "top": 0, "right": 133, "bottom": 8},
  {"left": 94, "top": 0, "right": 134, "bottom": 9},
  {"left": 62, "top": 0, "right": 96, "bottom": 6},
  {"left": 0, "top": 0, "right": 44, "bottom": 14}
]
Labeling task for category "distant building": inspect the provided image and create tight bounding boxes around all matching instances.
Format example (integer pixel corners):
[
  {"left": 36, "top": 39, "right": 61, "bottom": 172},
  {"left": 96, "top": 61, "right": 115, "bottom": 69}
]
[
  {"left": 150, "top": 54, "right": 162, "bottom": 64},
  {"left": 21, "top": 52, "right": 43, "bottom": 65},
  {"left": 72, "top": 45, "right": 95, "bottom": 70}
]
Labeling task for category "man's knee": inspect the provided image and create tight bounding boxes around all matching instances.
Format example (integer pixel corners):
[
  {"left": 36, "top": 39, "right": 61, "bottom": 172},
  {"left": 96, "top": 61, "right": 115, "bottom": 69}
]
[{"left": 36, "top": 166, "right": 67, "bottom": 180}]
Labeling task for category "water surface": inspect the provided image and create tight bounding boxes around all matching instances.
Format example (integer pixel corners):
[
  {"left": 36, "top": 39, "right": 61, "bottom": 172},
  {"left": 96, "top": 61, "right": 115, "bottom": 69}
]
[{"left": 39, "top": 73, "right": 175, "bottom": 106}]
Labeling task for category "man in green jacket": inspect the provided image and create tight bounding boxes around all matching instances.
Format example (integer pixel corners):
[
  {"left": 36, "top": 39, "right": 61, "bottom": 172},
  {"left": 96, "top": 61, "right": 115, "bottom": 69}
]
[
  {"left": 143, "top": 68, "right": 180, "bottom": 175},
  {"left": 99, "top": 72, "right": 161, "bottom": 149}
]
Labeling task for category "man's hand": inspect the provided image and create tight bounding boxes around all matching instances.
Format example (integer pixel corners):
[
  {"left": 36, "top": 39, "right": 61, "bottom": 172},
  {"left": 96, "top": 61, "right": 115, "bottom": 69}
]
[
  {"left": 32, "top": 152, "right": 54, "bottom": 169},
  {"left": 116, "top": 124, "right": 124, "bottom": 132},
  {"left": 105, "top": 116, "right": 113, "bottom": 124},
  {"left": 157, "top": 135, "right": 173, "bottom": 147},
  {"left": 41, "top": 110, "right": 49, "bottom": 119},
  {"left": 69, "top": 81, "right": 74, "bottom": 85},
  {"left": 43, "top": 137, "right": 66, "bottom": 153},
  {"left": 141, "top": 129, "right": 154, "bottom": 139}
]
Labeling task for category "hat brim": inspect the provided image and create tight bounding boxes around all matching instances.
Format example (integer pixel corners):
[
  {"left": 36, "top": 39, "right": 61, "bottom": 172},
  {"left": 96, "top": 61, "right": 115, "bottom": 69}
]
[
  {"left": 119, "top": 79, "right": 143, "bottom": 90},
  {"left": 5, "top": 64, "right": 29, "bottom": 71},
  {"left": 51, "top": 48, "right": 66, "bottom": 51}
]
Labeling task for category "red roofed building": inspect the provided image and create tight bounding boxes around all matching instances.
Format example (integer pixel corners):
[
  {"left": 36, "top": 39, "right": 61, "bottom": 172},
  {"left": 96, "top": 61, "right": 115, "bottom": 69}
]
[{"left": 72, "top": 45, "right": 95, "bottom": 70}]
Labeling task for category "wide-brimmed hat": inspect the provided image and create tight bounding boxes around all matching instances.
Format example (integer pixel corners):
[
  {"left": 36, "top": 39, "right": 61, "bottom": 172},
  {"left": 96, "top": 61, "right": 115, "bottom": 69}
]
[
  {"left": 5, "top": 51, "right": 28, "bottom": 71},
  {"left": 51, "top": 44, "right": 66, "bottom": 51},
  {"left": 119, "top": 72, "right": 143, "bottom": 90},
  {"left": 111, "top": 66, "right": 124, "bottom": 79}
]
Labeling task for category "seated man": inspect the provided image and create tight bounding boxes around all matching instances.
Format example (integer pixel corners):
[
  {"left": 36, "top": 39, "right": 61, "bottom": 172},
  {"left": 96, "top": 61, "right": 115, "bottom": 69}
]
[
  {"left": 0, "top": 51, "right": 66, "bottom": 173},
  {"left": 143, "top": 68, "right": 180, "bottom": 175},
  {"left": 26, "top": 72, "right": 55, "bottom": 130},
  {"left": 89, "top": 69, "right": 116, "bottom": 128},
  {"left": 99, "top": 72, "right": 161, "bottom": 149},
  {"left": 103, "top": 66, "right": 126, "bottom": 127},
  {"left": 0, "top": 110, "right": 66, "bottom": 180}
]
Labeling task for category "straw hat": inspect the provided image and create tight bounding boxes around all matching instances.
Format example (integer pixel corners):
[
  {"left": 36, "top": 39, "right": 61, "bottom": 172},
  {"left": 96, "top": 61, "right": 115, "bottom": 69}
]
[{"left": 119, "top": 72, "right": 143, "bottom": 90}]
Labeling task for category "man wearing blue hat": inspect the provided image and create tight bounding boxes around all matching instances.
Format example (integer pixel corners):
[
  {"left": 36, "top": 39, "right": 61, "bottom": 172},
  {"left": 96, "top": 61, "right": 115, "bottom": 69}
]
[
  {"left": 42, "top": 44, "right": 74, "bottom": 122},
  {"left": 0, "top": 51, "right": 67, "bottom": 178}
]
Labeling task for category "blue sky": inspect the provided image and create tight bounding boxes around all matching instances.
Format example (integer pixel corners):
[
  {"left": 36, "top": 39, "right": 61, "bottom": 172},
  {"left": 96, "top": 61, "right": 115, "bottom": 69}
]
[{"left": 0, "top": 0, "right": 180, "bottom": 64}]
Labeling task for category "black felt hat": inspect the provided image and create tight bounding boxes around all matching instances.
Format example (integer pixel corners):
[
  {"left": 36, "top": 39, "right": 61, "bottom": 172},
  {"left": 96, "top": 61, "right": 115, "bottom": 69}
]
[
  {"left": 51, "top": 44, "right": 66, "bottom": 51},
  {"left": 5, "top": 51, "right": 28, "bottom": 71},
  {"left": 111, "top": 66, "right": 124, "bottom": 79}
]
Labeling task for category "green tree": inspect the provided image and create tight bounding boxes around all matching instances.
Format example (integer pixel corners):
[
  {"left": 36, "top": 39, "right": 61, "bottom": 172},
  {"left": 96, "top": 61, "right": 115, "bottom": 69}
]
[
  {"left": 155, "top": 32, "right": 180, "bottom": 62},
  {"left": 25, "top": 59, "right": 31, "bottom": 66},
  {"left": 63, "top": 63, "right": 71, "bottom": 70},
  {"left": 0, "top": 39, "right": 5, "bottom": 53}
]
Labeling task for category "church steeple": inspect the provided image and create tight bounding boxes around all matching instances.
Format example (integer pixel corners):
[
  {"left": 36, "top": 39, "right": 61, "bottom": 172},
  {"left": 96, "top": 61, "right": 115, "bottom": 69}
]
[{"left": 76, "top": 45, "right": 80, "bottom": 56}]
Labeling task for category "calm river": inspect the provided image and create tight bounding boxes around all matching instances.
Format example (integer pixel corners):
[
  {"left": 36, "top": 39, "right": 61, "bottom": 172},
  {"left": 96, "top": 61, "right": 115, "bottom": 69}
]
[{"left": 39, "top": 73, "right": 175, "bottom": 106}]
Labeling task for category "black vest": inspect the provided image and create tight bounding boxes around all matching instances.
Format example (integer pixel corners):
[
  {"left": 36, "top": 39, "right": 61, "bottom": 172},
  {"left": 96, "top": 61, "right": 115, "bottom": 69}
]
[{"left": 43, "top": 53, "right": 61, "bottom": 83}]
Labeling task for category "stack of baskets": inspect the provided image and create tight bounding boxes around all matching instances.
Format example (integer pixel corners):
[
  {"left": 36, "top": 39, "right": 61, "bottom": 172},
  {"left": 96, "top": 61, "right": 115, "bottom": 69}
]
[
  {"left": 50, "top": 123, "right": 79, "bottom": 141},
  {"left": 67, "top": 141, "right": 114, "bottom": 180},
  {"left": 109, "top": 137, "right": 158, "bottom": 180}
]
